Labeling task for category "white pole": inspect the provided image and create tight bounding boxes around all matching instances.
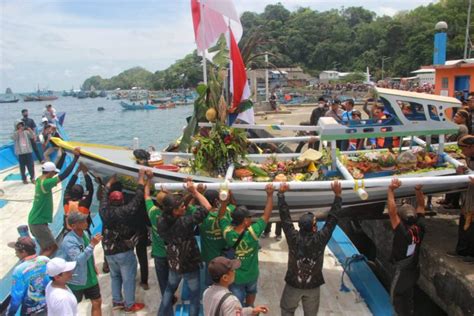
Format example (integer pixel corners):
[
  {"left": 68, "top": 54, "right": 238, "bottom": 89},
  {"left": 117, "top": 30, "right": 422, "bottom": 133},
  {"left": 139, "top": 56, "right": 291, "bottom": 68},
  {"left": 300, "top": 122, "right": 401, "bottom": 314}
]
[
  {"left": 198, "top": 122, "right": 321, "bottom": 132},
  {"left": 464, "top": 0, "right": 472, "bottom": 60},
  {"left": 200, "top": 1, "right": 207, "bottom": 84},
  {"left": 155, "top": 174, "right": 472, "bottom": 192},
  {"left": 247, "top": 135, "right": 319, "bottom": 143},
  {"left": 265, "top": 53, "right": 269, "bottom": 102},
  {"left": 336, "top": 159, "right": 368, "bottom": 200}
]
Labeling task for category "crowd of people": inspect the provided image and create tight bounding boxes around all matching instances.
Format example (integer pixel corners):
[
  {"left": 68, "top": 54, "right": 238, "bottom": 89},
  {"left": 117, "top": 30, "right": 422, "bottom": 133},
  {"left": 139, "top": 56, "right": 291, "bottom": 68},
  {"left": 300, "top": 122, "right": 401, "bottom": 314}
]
[{"left": 5, "top": 97, "right": 474, "bottom": 316}]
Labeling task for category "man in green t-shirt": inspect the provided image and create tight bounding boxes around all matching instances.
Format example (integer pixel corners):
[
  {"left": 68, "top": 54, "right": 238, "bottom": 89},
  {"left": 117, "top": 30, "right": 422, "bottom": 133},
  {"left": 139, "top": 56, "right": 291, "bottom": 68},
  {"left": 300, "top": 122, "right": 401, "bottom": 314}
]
[
  {"left": 200, "top": 190, "right": 235, "bottom": 285},
  {"left": 219, "top": 184, "right": 275, "bottom": 306},
  {"left": 28, "top": 148, "right": 80, "bottom": 257}
]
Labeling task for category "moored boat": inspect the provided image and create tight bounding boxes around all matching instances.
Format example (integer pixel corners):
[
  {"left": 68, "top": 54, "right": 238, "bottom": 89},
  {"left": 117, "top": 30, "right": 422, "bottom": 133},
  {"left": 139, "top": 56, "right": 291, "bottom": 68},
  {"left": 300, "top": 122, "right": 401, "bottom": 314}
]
[{"left": 120, "top": 101, "right": 158, "bottom": 110}]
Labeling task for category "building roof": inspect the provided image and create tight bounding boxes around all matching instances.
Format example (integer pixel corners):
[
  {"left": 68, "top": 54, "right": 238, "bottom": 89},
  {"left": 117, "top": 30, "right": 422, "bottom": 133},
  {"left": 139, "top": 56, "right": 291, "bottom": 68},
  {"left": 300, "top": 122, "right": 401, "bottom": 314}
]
[
  {"left": 444, "top": 58, "right": 474, "bottom": 66},
  {"left": 411, "top": 68, "right": 435, "bottom": 74}
]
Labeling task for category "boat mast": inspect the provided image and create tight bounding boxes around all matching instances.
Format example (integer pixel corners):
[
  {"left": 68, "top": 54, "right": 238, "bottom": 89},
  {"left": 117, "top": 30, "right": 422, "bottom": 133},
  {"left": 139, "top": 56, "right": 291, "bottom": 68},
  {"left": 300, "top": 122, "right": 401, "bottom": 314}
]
[{"left": 200, "top": 0, "right": 207, "bottom": 84}]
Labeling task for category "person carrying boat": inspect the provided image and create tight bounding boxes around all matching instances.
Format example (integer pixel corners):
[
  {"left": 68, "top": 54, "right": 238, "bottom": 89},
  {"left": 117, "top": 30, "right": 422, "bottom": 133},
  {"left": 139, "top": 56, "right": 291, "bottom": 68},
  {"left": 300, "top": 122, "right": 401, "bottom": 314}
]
[
  {"left": 156, "top": 178, "right": 212, "bottom": 316},
  {"left": 143, "top": 171, "right": 178, "bottom": 303},
  {"left": 200, "top": 189, "right": 236, "bottom": 286},
  {"left": 28, "top": 148, "right": 80, "bottom": 258},
  {"left": 219, "top": 184, "right": 275, "bottom": 307},
  {"left": 58, "top": 212, "right": 103, "bottom": 316},
  {"left": 6, "top": 236, "right": 50, "bottom": 316},
  {"left": 203, "top": 256, "right": 269, "bottom": 316},
  {"left": 387, "top": 179, "right": 426, "bottom": 316},
  {"left": 13, "top": 120, "right": 36, "bottom": 184},
  {"left": 276, "top": 181, "right": 342, "bottom": 316},
  {"left": 98, "top": 171, "right": 146, "bottom": 313},
  {"left": 42, "top": 123, "right": 61, "bottom": 162},
  {"left": 449, "top": 135, "right": 474, "bottom": 263},
  {"left": 21, "top": 109, "right": 43, "bottom": 162},
  {"left": 63, "top": 163, "right": 94, "bottom": 231}
]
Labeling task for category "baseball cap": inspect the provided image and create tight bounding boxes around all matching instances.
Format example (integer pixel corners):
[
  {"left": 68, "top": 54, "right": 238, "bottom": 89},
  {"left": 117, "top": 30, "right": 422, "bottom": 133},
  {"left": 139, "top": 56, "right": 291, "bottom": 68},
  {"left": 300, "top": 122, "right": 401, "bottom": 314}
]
[
  {"left": 298, "top": 212, "right": 316, "bottom": 233},
  {"left": 67, "top": 212, "right": 88, "bottom": 226},
  {"left": 46, "top": 257, "right": 76, "bottom": 277},
  {"left": 42, "top": 161, "right": 60, "bottom": 173},
  {"left": 231, "top": 206, "right": 251, "bottom": 225},
  {"left": 398, "top": 203, "right": 416, "bottom": 221},
  {"left": 208, "top": 257, "right": 241, "bottom": 282},
  {"left": 7, "top": 236, "right": 36, "bottom": 253},
  {"left": 41, "top": 117, "right": 48, "bottom": 123}
]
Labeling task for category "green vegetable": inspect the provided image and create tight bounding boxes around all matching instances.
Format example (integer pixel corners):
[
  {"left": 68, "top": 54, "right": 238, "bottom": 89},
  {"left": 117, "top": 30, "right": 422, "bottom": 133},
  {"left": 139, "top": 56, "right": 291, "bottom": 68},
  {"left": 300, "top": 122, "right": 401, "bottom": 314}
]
[{"left": 248, "top": 164, "right": 268, "bottom": 177}]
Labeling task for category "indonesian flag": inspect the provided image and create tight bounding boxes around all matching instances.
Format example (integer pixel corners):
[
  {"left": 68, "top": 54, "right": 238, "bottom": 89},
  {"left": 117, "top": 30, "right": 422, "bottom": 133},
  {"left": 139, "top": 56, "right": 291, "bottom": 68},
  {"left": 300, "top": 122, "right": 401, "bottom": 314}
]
[
  {"left": 227, "top": 30, "right": 254, "bottom": 124},
  {"left": 191, "top": 0, "right": 242, "bottom": 51}
]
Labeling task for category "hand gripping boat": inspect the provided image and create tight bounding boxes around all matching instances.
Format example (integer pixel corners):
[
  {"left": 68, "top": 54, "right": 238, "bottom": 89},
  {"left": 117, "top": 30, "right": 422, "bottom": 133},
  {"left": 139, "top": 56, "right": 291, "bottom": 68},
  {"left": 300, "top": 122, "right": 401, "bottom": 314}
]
[{"left": 52, "top": 88, "right": 472, "bottom": 212}]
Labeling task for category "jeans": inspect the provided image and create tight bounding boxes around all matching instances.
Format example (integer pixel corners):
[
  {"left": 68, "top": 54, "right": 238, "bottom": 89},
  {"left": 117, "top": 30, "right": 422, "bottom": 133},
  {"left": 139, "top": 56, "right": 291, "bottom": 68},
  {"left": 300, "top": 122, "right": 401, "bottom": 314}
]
[
  {"left": 106, "top": 250, "right": 137, "bottom": 308},
  {"left": 158, "top": 269, "right": 200, "bottom": 316},
  {"left": 229, "top": 280, "right": 258, "bottom": 305},
  {"left": 18, "top": 153, "right": 34, "bottom": 181},
  {"left": 280, "top": 283, "right": 320, "bottom": 316},
  {"left": 154, "top": 257, "right": 169, "bottom": 295}
]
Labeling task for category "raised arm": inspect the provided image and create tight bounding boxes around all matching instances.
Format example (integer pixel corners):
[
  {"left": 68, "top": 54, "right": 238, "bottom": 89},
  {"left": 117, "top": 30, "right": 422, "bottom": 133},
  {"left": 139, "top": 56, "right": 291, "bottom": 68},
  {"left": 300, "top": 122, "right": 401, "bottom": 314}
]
[
  {"left": 414, "top": 184, "right": 425, "bottom": 215},
  {"left": 218, "top": 191, "right": 231, "bottom": 219},
  {"left": 262, "top": 183, "right": 274, "bottom": 223},
  {"left": 58, "top": 147, "right": 81, "bottom": 182},
  {"left": 277, "top": 183, "right": 298, "bottom": 246},
  {"left": 187, "top": 180, "right": 212, "bottom": 211},
  {"left": 316, "top": 181, "right": 342, "bottom": 245},
  {"left": 387, "top": 178, "right": 401, "bottom": 229}
]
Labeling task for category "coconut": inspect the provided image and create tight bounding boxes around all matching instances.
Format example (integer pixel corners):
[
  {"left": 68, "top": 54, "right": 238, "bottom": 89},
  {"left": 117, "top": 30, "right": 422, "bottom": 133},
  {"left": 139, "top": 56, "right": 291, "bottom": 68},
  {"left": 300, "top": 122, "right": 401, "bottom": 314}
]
[{"left": 205, "top": 108, "right": 217, "bottom": 122}]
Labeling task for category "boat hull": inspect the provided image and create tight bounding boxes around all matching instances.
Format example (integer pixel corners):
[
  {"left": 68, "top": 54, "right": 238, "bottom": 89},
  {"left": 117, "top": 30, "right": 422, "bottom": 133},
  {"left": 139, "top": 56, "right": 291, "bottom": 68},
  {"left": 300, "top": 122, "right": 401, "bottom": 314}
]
[{"left": 65, "top": 147, "right": 468, "bottom": 213}]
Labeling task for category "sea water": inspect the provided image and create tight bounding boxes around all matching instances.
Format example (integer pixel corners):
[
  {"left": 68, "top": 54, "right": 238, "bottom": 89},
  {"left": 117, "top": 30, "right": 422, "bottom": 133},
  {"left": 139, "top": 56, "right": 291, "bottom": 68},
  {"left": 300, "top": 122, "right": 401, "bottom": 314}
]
[{"left": 0, "top": 97, "right": 193, "bottom": 149}]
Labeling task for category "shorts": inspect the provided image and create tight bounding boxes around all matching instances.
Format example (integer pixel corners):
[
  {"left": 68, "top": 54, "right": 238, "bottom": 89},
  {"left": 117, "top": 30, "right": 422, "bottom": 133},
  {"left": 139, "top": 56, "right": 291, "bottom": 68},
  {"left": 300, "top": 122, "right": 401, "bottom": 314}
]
[
  {"left": 29, "top": 224, "right": 57, "bottom": 249},
  {"left": 229, "top": 280, "right": 258, "bottom": 304},
  {"left": 72, "top": 283, "right": 101, "bottom": 302}
]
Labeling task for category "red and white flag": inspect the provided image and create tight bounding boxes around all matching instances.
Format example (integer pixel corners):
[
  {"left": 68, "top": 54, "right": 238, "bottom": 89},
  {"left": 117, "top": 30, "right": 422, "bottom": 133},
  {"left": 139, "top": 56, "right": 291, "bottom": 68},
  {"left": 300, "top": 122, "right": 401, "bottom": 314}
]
[
  {"left": 191, "top": 0, "right": 242, "bottom": 51},
  {"left": 227, "top": 30, "right": 254, "bottom": 124}
]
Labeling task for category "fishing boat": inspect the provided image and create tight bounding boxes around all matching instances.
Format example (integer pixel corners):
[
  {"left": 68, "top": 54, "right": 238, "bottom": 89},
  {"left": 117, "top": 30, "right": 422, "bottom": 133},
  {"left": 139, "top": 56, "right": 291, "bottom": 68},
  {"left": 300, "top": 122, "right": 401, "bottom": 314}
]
[
  {"left": 0, "top": 97, "right": 19, "bottom": 103},
  {"left": 52, "top": 88, "right": 471, "bottom": 212},
  {"left": 23, "top": 89, "right": 58, "bottom": 102},
  {"left": 120, "top": 101, "right": 158, "bottom": 110}
]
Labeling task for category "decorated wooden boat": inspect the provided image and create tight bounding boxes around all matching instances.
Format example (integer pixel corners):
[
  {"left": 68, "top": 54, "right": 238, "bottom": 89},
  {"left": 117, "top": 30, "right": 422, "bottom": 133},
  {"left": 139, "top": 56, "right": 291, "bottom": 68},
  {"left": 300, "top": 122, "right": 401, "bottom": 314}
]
[{"left": 51, "top": 87, "right": 472, "bottom": 212}]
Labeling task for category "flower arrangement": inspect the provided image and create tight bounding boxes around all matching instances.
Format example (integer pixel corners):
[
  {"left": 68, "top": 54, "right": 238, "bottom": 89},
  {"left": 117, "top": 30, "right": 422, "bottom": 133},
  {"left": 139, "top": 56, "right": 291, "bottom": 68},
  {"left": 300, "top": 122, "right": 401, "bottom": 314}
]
[{"left": 191, "top": 122, "right": 248, "bottom": 176}]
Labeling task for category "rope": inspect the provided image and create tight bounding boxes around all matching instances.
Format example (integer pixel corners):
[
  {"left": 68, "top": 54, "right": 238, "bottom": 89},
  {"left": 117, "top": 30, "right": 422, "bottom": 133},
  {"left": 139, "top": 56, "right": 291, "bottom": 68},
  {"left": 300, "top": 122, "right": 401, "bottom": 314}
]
[{"left": 340, "top": 254, "right": 368, "bottom": 292}]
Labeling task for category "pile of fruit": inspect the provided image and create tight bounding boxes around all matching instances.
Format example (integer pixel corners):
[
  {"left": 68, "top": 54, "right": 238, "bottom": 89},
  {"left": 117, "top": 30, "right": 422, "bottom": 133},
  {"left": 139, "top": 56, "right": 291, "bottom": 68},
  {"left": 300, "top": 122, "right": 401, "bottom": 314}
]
[{"left": 341, "top": 149, "right": 448, "bottom": 179}]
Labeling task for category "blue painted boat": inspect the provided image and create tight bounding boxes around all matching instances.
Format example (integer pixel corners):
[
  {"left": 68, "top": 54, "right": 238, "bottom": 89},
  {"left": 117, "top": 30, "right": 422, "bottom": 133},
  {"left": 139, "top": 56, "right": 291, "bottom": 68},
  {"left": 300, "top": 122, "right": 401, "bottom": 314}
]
[{"left": 120, "top": 101, "right": 158, "bottom": 110}]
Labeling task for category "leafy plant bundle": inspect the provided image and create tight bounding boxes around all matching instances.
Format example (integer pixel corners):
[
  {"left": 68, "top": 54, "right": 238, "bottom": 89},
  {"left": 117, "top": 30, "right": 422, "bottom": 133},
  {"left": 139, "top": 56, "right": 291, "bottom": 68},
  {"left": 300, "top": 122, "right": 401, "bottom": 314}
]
[
  {"left": 191, "top": 122, "right": 249, "bottom": 176},
  {"left": 378, "top": 152, "right": 397, "bottom": 167}
]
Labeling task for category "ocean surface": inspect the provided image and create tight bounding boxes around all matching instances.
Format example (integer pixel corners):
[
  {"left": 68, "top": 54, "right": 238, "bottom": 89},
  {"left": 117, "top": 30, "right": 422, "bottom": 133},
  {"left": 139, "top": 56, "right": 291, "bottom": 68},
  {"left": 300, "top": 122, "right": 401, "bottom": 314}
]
[{"left": 0, "top": 97, "right": 193, "bottom": 149}]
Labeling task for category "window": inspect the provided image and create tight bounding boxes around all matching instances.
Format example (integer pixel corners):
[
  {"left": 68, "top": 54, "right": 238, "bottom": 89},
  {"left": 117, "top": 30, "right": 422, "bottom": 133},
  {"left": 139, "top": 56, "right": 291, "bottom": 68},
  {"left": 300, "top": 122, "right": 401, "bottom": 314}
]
[
  {"left": 441, "top": 77, "right": 449, "bottom": 89},
  {"left": 397, "top": 100, "right": 427, "bottom": 121},
  {"left": 428, "top": 105, "right": 440, "bottom": 121}
]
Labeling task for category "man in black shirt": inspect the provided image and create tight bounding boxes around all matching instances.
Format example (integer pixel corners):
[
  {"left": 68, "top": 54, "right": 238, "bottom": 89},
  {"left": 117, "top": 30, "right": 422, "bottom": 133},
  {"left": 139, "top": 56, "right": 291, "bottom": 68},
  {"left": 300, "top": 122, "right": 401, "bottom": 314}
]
[
  {"left": 277, "top": 181, "right": 342, "bottom": 315},
  {"left": 387, "top": 179, "right": 426, "bottom": 316},
  {"left": 21, "top": 109, "right": 43, "bottom": 162}
]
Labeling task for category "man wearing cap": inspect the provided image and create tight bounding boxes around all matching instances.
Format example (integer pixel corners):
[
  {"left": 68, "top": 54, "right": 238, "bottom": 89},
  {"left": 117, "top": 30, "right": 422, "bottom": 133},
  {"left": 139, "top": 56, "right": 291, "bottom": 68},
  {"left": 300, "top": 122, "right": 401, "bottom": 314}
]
[
  {"left": 28, "top": 148, "right": 80, "bottom": 257},
  {"left": 41, "top": 123, "right": 60, "bottom": 162},
  {"left": 277, "top": 181, "right": 342, "bottom": 316},
  {"left": 45, "top": 257, "right": 78, "bottom": 315},
  {"left": 387, "top": 179, "right": 426, "bottom": 316},
  {"left": 203, "top": 256, "right": 269, "bottom": 316},
  {"left": 21, "top": 109, "right": 43, "bottom": 162},
  {"left": 219, "top": 184, "right": 274, "bottom": 306},
  {"left": 7, "top": 237, "right": 50, "bottom": 316},
  {"left": 13, "top": 120, "right": 36, "bottom": 184},
  {"left": 156, "top": 179, "right": 212, "bottom": 316},
  {"left": 58, "top": 212, "right": 103, "bottom": 316},
  {"left": 324, "top": 99, "right": 343, "bottom": 121},
  {"left": 99, "top": 170, "right": 146, "bottom": 313}
]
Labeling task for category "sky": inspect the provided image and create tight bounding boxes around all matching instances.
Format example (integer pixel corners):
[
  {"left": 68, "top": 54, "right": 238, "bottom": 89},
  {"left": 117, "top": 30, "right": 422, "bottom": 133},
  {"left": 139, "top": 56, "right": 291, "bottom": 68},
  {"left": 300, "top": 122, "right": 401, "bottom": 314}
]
[{"left": 0, "top": 0, "right": 436, "bottom": 92}]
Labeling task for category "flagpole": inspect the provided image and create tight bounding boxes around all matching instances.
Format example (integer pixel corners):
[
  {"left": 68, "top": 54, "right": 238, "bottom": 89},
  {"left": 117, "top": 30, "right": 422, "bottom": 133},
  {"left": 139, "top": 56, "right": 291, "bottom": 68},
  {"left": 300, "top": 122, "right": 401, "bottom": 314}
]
[{"left": 200, "top": 0, "right": 207, "bottom": 84}]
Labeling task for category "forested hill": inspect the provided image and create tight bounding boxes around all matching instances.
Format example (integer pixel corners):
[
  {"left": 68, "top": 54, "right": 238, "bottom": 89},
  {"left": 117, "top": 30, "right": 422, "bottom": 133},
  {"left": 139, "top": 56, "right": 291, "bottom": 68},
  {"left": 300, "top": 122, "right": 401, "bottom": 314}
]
[{"left": 82, "top": 0, "right": 471, "bottom": 90}]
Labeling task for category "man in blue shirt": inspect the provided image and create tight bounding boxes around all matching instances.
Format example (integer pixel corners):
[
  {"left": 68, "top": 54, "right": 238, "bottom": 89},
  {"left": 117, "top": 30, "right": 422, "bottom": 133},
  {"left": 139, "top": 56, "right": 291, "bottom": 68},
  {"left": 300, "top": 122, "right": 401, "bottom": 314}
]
[
  {"left": 7, "top": 236, "right": 50, "bottom": 316},
  {"left": 341, "top": 99, "right": 354, "bottom": 123}
]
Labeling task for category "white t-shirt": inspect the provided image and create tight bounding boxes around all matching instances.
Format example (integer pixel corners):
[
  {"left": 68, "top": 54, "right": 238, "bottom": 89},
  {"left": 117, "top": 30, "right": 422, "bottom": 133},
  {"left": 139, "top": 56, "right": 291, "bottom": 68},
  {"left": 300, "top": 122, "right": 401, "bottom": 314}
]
[{"left": 45, "top": 281, "right": 77, "bottom": 316}]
